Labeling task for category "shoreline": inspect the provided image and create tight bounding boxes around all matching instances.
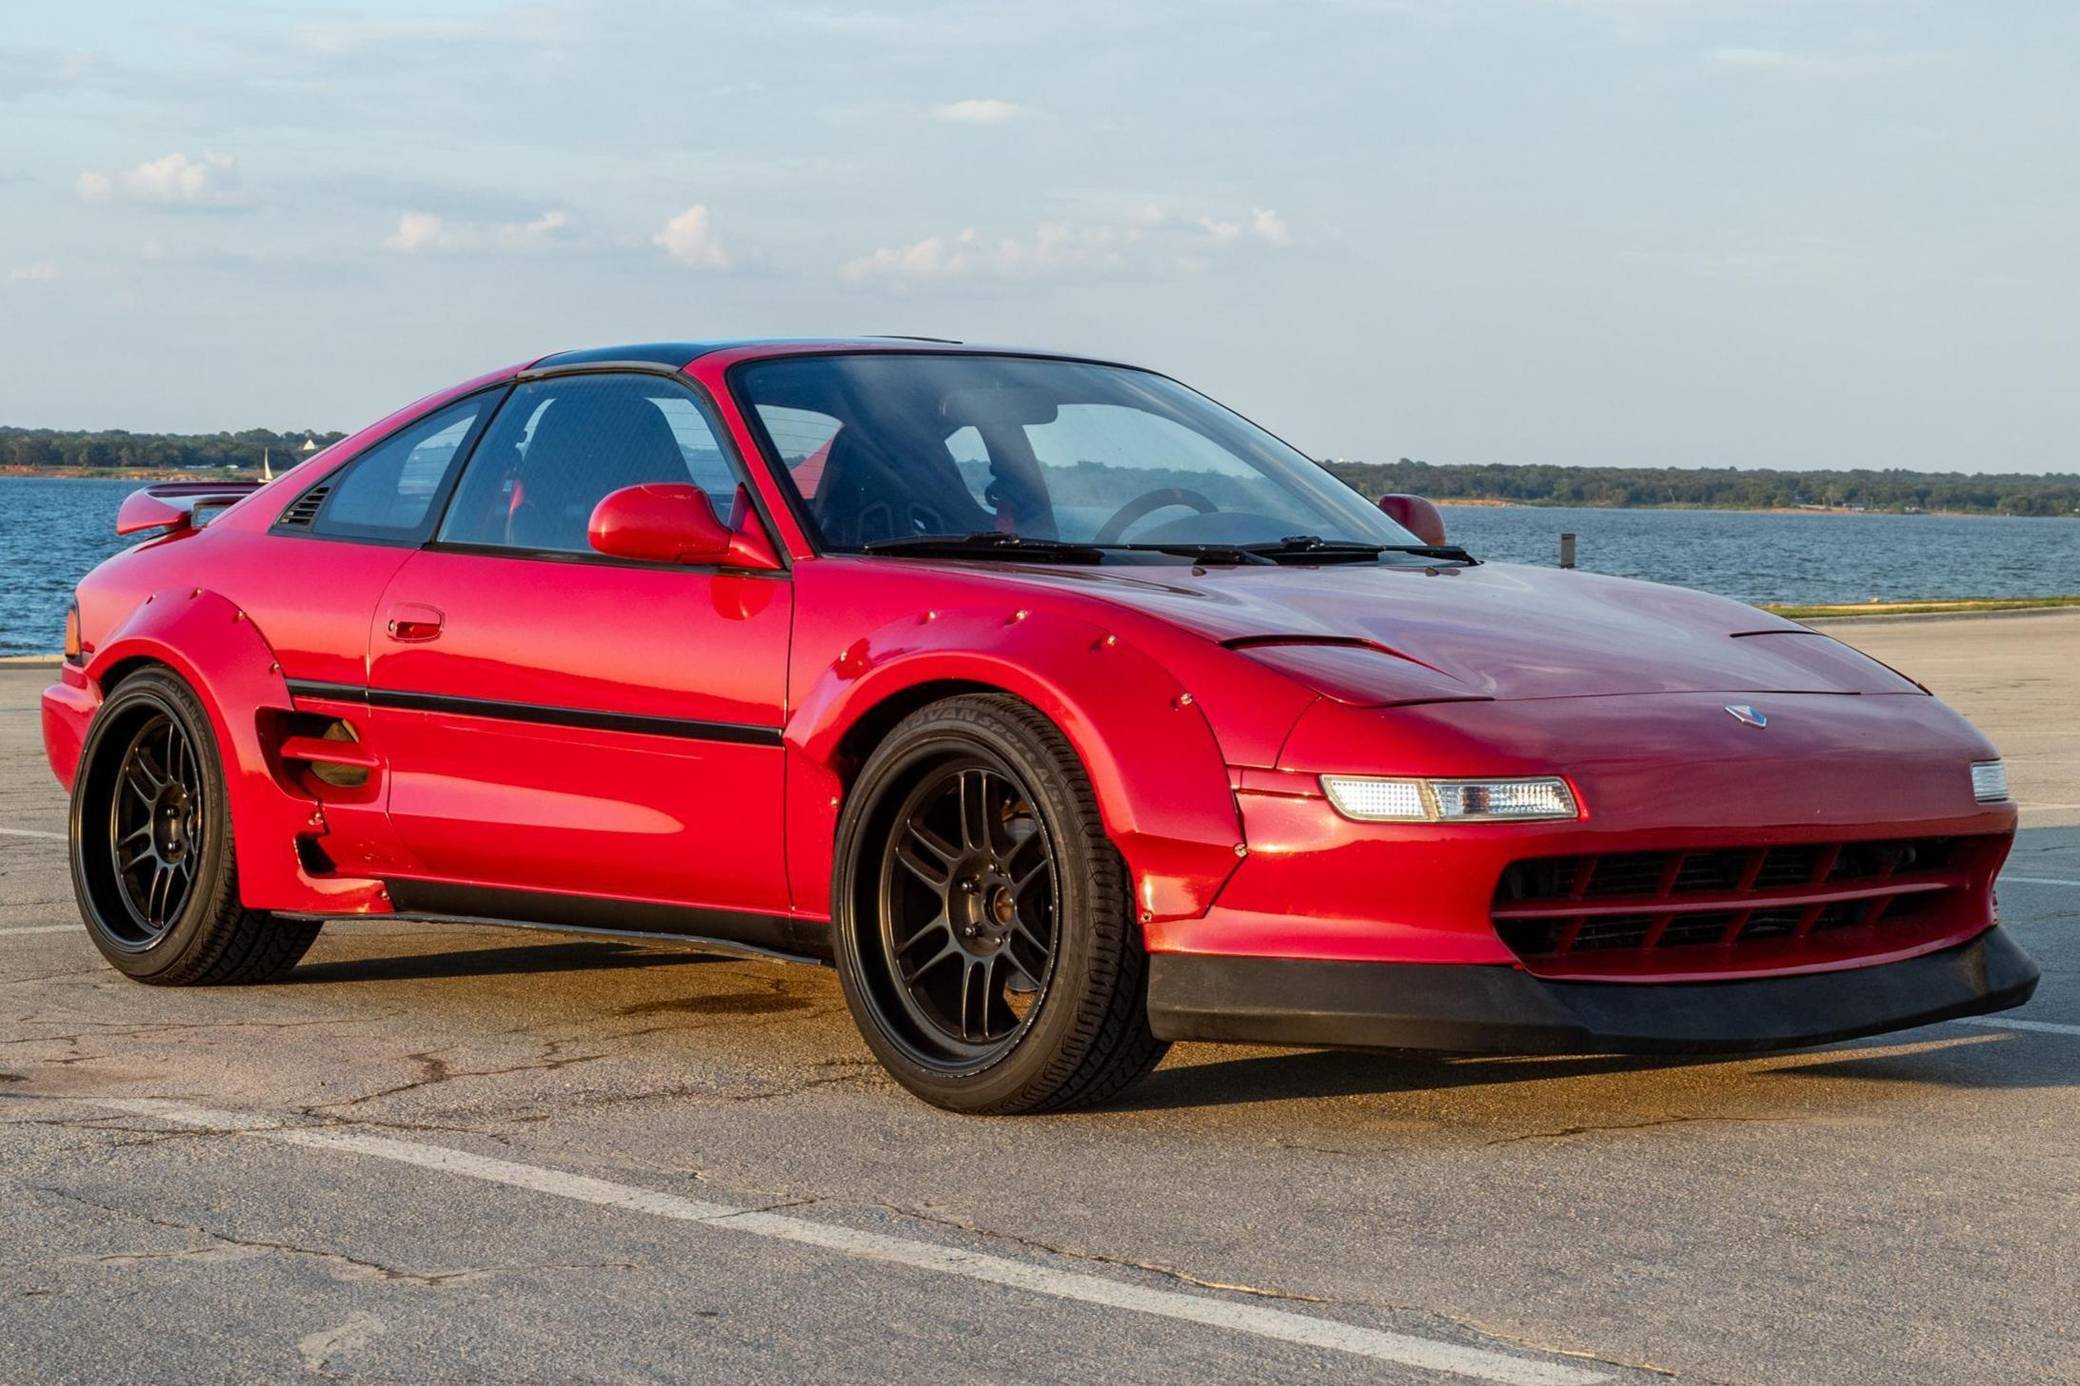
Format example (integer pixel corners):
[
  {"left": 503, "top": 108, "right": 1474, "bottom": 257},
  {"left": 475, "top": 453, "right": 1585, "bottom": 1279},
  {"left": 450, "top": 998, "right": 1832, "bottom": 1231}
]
[
  {"left": 1434, "top": 498, "right": 2074, "bottom": 520},
  {"left": 0, "top": 468, "right": 261, "bottom": 482}
]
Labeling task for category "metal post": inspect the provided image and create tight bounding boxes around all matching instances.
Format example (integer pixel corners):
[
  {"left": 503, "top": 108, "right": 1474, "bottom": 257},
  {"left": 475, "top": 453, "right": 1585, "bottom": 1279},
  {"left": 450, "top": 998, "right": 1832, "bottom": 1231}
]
[{"left": 1559, "top": 533, "right": 1577, "bottom": 569}]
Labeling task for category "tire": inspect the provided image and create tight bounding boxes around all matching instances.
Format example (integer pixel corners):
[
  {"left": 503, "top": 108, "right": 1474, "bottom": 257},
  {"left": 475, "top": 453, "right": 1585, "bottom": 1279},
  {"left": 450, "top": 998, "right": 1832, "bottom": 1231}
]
[
  {"left": 69, "top": 666, "right": 322, "bottom": 985},
  {"left": 832, "top": 693, "right": 1168, "bottom": 1113}
]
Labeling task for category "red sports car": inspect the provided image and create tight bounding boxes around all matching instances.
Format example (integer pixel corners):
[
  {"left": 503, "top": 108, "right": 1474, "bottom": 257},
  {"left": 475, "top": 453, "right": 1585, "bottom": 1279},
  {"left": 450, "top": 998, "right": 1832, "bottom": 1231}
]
[{"left": 43, "top": 340, "right": 2037, "bottom": 1111}]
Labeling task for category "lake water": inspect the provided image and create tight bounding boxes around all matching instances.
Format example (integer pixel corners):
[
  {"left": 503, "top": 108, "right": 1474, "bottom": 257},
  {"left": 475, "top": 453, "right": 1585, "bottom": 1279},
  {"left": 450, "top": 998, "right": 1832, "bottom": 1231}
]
[{"left": 1, "top": 476, "right": 2075, "bottom": 655}]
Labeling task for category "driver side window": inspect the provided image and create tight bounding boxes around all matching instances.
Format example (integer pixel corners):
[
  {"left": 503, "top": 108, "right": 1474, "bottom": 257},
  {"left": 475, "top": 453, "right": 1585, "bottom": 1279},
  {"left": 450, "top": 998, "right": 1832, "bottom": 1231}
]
[{"left": 439, "top": 374, "right": 741, "bottom": 556}]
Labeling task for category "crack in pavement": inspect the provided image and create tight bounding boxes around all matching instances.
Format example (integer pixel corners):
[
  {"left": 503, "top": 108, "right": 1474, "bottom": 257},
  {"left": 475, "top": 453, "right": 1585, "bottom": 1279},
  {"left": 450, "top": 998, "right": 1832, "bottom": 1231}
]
[
  {"left": 874, "top": 1200, "right": 1706, "bottom": 1383},
  {"left": 878, "top": 1200, "right": 1335, "bottom": 1302},
  {"left": 34, "top": 1184, "right": 641, "bottom": 1289},
  {"left": 308, "top": 1042, "right": 615, "bottom": 1115},
  {"left": 1483, "top": 1115, "right": 1811, "bottom": 1147},
  {"left": 0, "top": 1013, "right": 405, "bottom": 1048}
]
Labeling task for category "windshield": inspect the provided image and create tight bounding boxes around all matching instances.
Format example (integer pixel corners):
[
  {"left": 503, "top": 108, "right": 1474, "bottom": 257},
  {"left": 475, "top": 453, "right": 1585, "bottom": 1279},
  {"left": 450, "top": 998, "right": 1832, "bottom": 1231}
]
[{"left": 732, "top": 353, "right": 1426, "bottom": 559}]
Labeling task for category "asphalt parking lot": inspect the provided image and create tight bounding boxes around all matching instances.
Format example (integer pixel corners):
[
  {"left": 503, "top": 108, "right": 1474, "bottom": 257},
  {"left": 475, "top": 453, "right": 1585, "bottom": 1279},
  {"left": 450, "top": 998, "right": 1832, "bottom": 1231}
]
[{"left": 2, "top": 613, "right": 2075, "bottom": 1385}]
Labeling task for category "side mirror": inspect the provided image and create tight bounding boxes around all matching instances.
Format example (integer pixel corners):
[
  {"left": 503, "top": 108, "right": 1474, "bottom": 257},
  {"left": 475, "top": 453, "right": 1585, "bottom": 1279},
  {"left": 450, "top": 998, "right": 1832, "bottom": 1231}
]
[
  {"left": 588, "top": 484, "right": 780, "bottom": 569},
  {"left": 1376, "top": 493, "right": 1447, "bottom": 547}
]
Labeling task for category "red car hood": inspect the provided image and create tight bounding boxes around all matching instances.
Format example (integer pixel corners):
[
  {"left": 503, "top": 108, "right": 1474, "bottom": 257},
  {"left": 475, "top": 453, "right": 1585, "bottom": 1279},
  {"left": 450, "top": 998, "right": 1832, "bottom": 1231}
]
[{"left": 1008, "top": 560, "right": 1921, "bottom": 702}]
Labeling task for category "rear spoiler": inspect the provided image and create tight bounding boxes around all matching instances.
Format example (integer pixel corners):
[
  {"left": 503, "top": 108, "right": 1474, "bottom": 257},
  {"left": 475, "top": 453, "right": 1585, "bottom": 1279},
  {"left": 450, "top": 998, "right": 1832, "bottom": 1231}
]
[{"left": 116, "top": 480, "right": 265, "bottom": 538}]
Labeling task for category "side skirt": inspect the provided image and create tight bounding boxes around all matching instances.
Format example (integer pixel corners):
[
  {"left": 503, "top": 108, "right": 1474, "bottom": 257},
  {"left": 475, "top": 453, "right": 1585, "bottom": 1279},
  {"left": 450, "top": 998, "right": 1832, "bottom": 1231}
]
[{"left": 363, "top": 879, "right": 833, "bottom": 965}]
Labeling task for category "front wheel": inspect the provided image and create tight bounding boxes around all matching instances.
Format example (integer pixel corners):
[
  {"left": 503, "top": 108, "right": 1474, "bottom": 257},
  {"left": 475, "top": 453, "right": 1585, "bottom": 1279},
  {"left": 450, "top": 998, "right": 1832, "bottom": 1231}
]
[
  {"left": 832, "top": 694, "right": 1167, "bottom": 1113},
  {"left": 70, "top": 666, "right": 322, "bottom": 985}
]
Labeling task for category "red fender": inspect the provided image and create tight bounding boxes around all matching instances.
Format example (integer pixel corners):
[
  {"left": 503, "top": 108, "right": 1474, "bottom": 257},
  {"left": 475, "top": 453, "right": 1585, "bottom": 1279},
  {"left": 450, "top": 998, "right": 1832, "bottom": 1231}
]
[
  {"left": 787, "top": 606, "right": 1246, "bottom": 924},
  {"left": 86, "top": 588, "right": 391, "bottom": 916}
]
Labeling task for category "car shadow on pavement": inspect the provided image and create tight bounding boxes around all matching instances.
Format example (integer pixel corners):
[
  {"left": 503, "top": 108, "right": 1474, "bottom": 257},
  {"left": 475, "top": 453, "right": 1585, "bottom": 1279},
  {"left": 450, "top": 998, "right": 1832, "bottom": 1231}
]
[
  {"left": 289, "top": 939, "right": 735, "bottom": 985},
  {"left": 1116, "top": 1046, "right": 1750, "bottom": 1110},
  {"left": 1115, "top": 1024, "right": 2068, "bottom": 1110}
]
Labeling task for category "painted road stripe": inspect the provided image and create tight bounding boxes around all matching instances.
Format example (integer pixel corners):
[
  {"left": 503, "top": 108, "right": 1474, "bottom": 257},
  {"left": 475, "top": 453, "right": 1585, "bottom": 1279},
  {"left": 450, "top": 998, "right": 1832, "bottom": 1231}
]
[
  {"left": 0, "top": 827, "right": 64, "bottom": 840},
  {"left": 1955, "top": 1017, "right": 2080, "bottom": 1037},
  {"left": 0, "top": 925, "right": 78, "bottom": 936},
  {"left": 81, "top": 1097, "right": 1603, "bottom": 1386},
  {"left": 2001, "top": 875, "right": 2080, "bottom": 888}
]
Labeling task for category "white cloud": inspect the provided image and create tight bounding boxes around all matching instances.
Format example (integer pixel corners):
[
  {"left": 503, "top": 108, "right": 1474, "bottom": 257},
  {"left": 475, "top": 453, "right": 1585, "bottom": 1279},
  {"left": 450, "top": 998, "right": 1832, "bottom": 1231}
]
[
  {"left": 934, "top": 98, "right": 1026, "bottom": 125},
  {"left": 77, "top": 151, "right": 238, "bottom": 205},
  {"left": 8, "top": 259, "right": 57, "bottom": 282},
  {"left": 385, "top": 211, "right": 451, "bottom": 253},
  {"left": 383, "top": 209, "right": 575, "bottom": 255},
  {"left": 1710, "top": 48, "right": 1921, "bottom": 79},
  {"left": 1250, "top": 207, "right": 1292, "bottom": 246},
  {"left": 497, "top": 210, "right": 571, "bottom": 251},
  {"left": 844, "top": 224, "right": 1125, "bottom": 282},
  {"left": 653, "top": 205, "right": 729, "bottom": 268},
  {"left": 844, "top": 205, "right": 1296, "bottom": 284}
]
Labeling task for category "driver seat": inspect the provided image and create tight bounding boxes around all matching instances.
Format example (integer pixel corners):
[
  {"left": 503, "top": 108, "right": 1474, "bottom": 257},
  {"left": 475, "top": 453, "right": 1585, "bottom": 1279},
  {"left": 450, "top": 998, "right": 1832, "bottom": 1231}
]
[{"left": 508, "top": 391, "right": 690, "bottom": 551}]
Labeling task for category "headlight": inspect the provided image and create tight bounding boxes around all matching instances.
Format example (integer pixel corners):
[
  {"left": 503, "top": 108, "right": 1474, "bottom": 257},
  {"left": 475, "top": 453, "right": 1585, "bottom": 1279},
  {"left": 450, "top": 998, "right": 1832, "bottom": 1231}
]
[
  {"left": 1970, "top": 760, "right": 2008, "bottom": 803},
  {"left": 1320, "top": 775, "right": 1580, "bottom": 823}
]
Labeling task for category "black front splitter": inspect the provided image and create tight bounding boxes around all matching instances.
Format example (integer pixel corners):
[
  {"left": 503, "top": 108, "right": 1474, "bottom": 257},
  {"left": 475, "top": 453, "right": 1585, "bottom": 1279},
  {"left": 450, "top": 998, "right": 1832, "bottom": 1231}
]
[{"left": 1146, "top": 928, "right": 2039, "bottom": 1055}]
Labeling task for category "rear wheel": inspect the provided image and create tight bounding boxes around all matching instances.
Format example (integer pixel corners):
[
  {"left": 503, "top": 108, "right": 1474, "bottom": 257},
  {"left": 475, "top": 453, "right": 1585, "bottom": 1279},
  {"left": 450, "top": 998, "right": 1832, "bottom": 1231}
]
[
  {"left": 70, "top": 667, "right": 321, "bottom": 984},
  {"left": 832, "top": 694, "right": 1167, "bottom": 1113}
]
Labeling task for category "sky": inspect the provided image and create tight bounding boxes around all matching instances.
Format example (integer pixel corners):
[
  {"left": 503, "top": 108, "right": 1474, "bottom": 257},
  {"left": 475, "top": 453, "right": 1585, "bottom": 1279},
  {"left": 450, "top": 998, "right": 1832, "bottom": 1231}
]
[{"left": 1, "top": 0, "right": 2075, "bottom": 473}]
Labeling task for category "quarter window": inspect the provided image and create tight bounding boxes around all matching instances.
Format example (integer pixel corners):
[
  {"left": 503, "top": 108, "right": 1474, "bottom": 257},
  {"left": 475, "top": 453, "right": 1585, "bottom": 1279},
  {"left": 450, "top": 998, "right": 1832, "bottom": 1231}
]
[{"left": 302, "top": 393, "right": 498, "bottom": 543}]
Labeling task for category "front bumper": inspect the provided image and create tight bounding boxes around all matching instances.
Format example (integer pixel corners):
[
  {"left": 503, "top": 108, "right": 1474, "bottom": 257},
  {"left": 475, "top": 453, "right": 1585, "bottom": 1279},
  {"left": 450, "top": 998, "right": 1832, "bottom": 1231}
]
[
  {"left": 1146, "top": 927, "right": 2038, "bottom": 1054},
  {"left": 42, "top": 668, "right": 98, "bottom": 792}
]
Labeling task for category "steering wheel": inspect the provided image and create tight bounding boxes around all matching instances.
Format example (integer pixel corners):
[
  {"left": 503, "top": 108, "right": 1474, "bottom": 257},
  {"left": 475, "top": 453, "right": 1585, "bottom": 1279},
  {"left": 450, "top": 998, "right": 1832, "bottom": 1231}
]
[{"left": 1092, "top": 487, "right": 1219, "bottom": 544}]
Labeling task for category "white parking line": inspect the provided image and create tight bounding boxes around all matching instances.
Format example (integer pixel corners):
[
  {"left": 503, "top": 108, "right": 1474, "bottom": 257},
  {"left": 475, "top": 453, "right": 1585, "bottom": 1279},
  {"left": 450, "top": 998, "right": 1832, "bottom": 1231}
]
[
  {"left": 2000, "top": 875, "right": 2080, "bottom": 888},
  {"left": 0, "top": 827, "right": 64, "bottom": 840},
  {"left": 1955, "top": 1017, "right": 2080, "bottom": 1038},
  {"left": 0, "top": 925, "right": 78, "bottom": 936},
  {"left": 78, "top": 1097, "right": 1603, "bottom": 1386}
]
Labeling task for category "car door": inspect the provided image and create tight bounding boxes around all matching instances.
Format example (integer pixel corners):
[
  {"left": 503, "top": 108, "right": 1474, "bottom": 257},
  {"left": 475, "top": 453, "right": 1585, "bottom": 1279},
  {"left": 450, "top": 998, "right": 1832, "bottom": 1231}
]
[
  {"left": 246, "top": 388, "right": 506, "bottom": 877},
  {"left": 364, "top": 369, "right": 795, "bottom": 934}
]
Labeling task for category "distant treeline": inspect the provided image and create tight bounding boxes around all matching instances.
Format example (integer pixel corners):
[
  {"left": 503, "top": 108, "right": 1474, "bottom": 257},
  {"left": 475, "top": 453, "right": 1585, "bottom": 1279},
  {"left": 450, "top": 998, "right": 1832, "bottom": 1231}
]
[
  {"left": 1, "top": 426, "right": 349, "bottom": 473},
  {"left": 6, "top": 423, "right": 2076, "bottom": 516},
  {"left": 1324, "top": 460, "right": 2080, "bottom": 517}
]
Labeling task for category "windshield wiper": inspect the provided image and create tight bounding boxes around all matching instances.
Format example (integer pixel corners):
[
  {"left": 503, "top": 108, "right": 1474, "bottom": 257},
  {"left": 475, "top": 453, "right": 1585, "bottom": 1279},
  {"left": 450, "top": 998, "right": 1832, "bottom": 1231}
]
[
  {"left": 1377, "top": 543, "right": 1478, "bottom": 564},
  {"left": 1242, "top": 535, "right": 1478, "bottom": 565},
  {"left": 1108, "top": 542, "right": 1278, "bottom": 566},
  {"left": 860, "top": 532, "right": 1106, "bottom": 564}
]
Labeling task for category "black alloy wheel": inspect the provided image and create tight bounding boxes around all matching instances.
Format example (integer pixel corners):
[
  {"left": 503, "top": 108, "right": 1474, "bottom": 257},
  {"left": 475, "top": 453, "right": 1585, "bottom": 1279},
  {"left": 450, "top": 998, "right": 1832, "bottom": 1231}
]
[
  {"left": 71, "top": 666, "right": 323, "bottom": 985},
  {"left": 877, "top": 761, "right": 1060, "bottom": 1065},
  {"left": 103, "top": 711, "right": 206, "bottom": 948},
  {"left": 831, "top": 693, "right": 1168, "bottom": 1113}
]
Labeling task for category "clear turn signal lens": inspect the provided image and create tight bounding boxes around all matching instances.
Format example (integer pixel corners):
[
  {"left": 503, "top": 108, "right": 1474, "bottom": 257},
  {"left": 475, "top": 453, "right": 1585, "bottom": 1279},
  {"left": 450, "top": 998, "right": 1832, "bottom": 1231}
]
[
  {"left": 1320, "top": 775, "right": 1579, "bottom": 823},
  {"left": 1970, "top": 760, "right": 2009, "bottom": 803}
]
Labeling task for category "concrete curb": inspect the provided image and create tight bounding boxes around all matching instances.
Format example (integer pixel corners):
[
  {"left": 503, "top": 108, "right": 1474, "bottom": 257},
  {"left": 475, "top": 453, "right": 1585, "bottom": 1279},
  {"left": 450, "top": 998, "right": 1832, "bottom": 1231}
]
[{"left": 1789, "top": 607, "right": 2080, "bottom": 626}]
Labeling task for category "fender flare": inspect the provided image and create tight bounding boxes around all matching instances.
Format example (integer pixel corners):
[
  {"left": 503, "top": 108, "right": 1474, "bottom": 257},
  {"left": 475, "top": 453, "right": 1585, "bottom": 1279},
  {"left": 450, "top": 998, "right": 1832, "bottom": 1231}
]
[
  {"left": 786, "top": 606, "right": 1244, "bottom": 923},
  {"left": 86, "top": 588, "right": 389, "bottom": 915}
]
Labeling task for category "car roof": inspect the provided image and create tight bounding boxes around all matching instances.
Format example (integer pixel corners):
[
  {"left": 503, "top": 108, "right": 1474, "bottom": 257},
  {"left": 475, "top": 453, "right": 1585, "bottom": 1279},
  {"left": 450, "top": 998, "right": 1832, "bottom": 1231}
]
[{"left": 524, "top": 338, "right": 1132, "bottom": 373}]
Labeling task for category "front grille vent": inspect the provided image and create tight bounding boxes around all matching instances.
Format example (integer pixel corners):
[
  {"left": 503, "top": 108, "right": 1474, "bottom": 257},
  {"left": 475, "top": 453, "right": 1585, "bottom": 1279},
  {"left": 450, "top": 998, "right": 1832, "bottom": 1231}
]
[
  {"left": 1490, "top": 836, "right": 1993, "bottom": 973},
  {"left": 279, "top": 484, "right": 332, "bottom": 527}
]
